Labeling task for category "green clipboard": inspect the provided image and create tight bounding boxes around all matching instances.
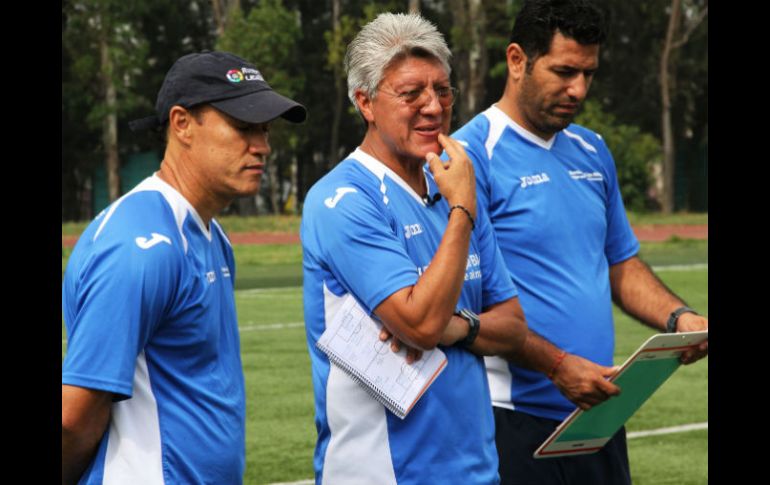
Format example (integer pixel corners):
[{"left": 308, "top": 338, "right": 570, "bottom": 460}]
[{"left": 533, "top": 330, "right": 708, "bottom": 458}]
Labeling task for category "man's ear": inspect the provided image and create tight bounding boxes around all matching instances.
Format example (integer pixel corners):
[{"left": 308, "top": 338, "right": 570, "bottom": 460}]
[
  {"left": 168, "top": 106, "right": 195, "bottom": 145},
  {"left": 506, "top": 43, "right": 528, "bottom": 82},
  {"left": 354, "top": 90, "right": 376, "bottom": 124}
]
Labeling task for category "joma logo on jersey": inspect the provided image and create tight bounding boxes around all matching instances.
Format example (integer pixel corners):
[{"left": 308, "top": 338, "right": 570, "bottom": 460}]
[
  {"left": 324, "top": 187, "right": 357, "bottom": 208},
  {"left": 520, "top": 172, "right": 550, "bottom": 188},
  {"left": 135, "top": 233, "right": 171, "bottom": 249},
  {"left": 404, "top": 223, "right": 423, "bottom": 239}
]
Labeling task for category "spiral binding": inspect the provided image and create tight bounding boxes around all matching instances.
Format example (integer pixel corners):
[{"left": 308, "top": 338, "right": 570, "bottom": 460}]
[{"left": 317, "top": 341, "right": 407, "bottom": 419}]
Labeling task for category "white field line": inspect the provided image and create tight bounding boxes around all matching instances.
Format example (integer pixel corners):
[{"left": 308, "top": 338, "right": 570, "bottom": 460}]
[
  {"left": 267, "top": 423, "right": 709, "bottom": 485},
  {"left": 240, "top": 322, "right": 304, "bottom": 332},
  {"left": 627, "top": 421, "right": 707, "bottom": 439},
  {"left": 236, "top": 287, "right": 301, "bottom": 295},
  {"left": 62, "top": 321, "right": 305, "bottom": 344},
  {"left": 651, "top": 263, "right": 708, "bottom": 272},
  {"left": 64, "top": 265, "right": 708, "bottom": 344}
]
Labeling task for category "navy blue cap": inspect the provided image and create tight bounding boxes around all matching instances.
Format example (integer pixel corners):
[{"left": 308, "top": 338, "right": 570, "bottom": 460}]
[{"left": 129, "top": 51, "right": 307, "bottom": 131}]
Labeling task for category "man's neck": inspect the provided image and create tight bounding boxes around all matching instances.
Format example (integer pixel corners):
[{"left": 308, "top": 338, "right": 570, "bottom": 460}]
[
  {"left": 156, "top": 148, "right": 221, "bottom": 228},
  {"left": 495, "top": 91, "right": 556, "bottom": 143},
  {"left": 359, "top": 131, "right": 427, "bottom": 195}
]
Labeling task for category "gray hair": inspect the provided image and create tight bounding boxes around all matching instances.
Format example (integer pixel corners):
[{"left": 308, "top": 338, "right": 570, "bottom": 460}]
[{"left": 344, "top": 12, "right": 452, "bottom": 112}]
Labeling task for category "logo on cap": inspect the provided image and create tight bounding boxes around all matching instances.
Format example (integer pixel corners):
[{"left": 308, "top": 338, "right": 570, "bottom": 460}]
[
  {"left": 242, "top": 67, "right": 264, "bottom": 81},
  {"left": 226, "top": 67, "right": 264, "bottom": 83},
  {"left": 227, "top": 69, "right": 245, "bottom": 83}
]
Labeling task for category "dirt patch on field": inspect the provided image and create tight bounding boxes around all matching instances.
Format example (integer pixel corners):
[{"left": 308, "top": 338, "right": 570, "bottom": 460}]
[
  {"left": 631, "top": 225, "right": 707, "bottom": 242},
  {"left": 62, "top": 225, "right": 707, "bottom": 247}
]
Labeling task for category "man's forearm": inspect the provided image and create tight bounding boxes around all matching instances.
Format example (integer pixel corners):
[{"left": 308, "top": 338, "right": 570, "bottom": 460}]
[
  {"left": 62, "top": 428, "right": 103, "bottom": 485},
  {"left": 460, "top": 298, "right": 560, "bottom": 369},
  {"left": 610, "top": 256, "right": 687, "bottom": 331},
  {"left": 466, "top": 298, "right": 527, "bottom": 356},
  {"left": 62, "top": 385, "right": 112, "bottom": 485},
  {"left": 502, "top": 328, "right": 562, "bottom": 374},
  {"left": 374, "top": 213, "right": 473, "bottom": 349}
]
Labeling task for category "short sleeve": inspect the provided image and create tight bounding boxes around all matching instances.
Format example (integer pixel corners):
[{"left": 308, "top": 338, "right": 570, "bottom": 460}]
[
  {"left": 303, "top": 182, "right": 419, "bottom": 313},
  {"left": 595, "top": 134, "right": 640, "bottom": 264},
  {"left": 62, "top": 205, "right": 180, "bottom": 400}
]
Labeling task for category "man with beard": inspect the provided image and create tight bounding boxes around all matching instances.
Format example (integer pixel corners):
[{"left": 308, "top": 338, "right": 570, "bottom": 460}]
[{"left": 450, "top": 1, "right": 709, "bottom": 484}]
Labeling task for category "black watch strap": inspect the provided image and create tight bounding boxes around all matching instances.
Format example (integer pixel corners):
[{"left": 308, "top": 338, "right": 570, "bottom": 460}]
[
  {"left": 666, "top": 306, "right": 698, "bottom": 333},
  {"left": 456, "top": 308, "right": 480, "bottom": 347}
]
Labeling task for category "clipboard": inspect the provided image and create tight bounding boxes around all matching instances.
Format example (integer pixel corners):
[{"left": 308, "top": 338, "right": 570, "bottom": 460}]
[{"left": 533, "top": 330, "right": 708, "bottom": 458}]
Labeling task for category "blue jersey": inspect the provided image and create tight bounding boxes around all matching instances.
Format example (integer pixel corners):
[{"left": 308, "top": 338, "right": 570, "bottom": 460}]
[
  {"left": 302, "top": 148, "right": 517, "bottom": 485},
  {"left": 62, "top": 176, "right": 245, "bottom": 484},
  {"left": 452, "top": 106, "right": 639, "bottom": 421}
]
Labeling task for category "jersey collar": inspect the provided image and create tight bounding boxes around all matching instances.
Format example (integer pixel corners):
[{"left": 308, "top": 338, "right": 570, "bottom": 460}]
[
  {"left": 350, "top": 147, "right": 433, "bottom": 206},
  {"left": 487, "top": 104, "right": 557, "bottom": 150}
]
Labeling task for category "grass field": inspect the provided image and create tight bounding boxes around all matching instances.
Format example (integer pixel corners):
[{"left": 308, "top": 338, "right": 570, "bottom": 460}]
[{"left": 61, "top": 239, "right": 708, "bottom": 484}]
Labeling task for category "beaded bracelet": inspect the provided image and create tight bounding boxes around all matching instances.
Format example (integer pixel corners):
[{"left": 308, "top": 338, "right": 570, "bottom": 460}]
[{"left": 449, "top": 205, "right": 475, "bottom": 230}]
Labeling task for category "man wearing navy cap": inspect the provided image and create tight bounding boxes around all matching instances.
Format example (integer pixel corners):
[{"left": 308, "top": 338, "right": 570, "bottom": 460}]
[{"left": 62, "top": 51, "right": 306, "bottom": 485}]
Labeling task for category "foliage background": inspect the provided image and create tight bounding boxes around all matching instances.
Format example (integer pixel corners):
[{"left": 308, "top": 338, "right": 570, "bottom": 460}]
[{"left": 62, "top": 0, "right": 708, "bottom": 220}]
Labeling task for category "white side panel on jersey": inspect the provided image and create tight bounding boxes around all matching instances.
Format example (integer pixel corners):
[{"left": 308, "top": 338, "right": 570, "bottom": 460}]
[
  {"left": 103, "top": 352, "right": 165, "bottom": 485},
  {"left": 321, "top": 287, "right": 398, "bottom": 485},
  {"left": 484, "top": 355, "right": 515, "bottom": 411}
]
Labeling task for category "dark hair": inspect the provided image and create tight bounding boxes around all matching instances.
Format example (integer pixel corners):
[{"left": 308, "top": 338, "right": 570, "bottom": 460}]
[{"left": 510, "top": 0, "right": 609, "bottom": 69}]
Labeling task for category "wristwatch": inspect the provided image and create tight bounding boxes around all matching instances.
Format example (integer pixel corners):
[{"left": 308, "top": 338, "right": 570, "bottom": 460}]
[
  {"left": 455, "top": 308, "right": 480, "bottom": 347},
  {"left": 666, "top": 306, "right": 698, "bottom": 333}
]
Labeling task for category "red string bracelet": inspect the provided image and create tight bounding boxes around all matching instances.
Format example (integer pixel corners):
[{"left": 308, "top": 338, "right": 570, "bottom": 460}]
[{"left": 548, "top": 350, "right": 567, "bottom": 380}]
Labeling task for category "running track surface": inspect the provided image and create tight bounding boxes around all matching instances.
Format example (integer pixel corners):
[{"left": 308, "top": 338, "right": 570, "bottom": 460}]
[{"left": 62, "top": 225, "right": 708, "bottom": 247}]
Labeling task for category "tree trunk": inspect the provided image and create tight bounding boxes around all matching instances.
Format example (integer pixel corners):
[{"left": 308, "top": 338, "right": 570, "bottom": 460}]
[
  {"left": 100, "top": 24, "right": 121, "bottom": 203},
  {"left": 329, "top": 0, "right": 343, "bottom": 169},
  {"left": 450, "top": 0, "right": 487, "bottom": 125},
  {"left": 288, "top": 153, "right": 299, "bottom": 214},
  {"left": 211, "top": 0, "right": 224, "bottom": 36},
  {"left": 468, "top": 0, "right": 487, "bottom": 120},
  {"left": 210, "top": 0, "right": 241, "bottom": 37},
  {"left": 659, "top": 0, "right": 681, "bottom": 214},
  {"left": 268, "top": 160, "right": 280, "bottom": 214}
]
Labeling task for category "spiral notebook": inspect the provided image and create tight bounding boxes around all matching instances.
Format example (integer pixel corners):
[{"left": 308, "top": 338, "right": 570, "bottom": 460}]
[{"left": 316, "top": 293, "right": 448, "bottom": 419}]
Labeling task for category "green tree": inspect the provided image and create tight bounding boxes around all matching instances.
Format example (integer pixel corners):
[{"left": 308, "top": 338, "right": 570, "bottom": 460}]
[
  {"left": 63, "top": 0, "right": 150, "bottom": 204},
  {"left": 590, "top": 0, "right": 708, "bottom": 211},
  {"left": 323, "top": 2, "right": 396, "bottom": 168},
  {"left": 575, "top": 100, "right": 661, "bottom": 212},
  {"left": 63, "top": 0, "right": 216, "bottom": 220},
  {"left": 449, "top": 0, "right": 488, "bottom": 125},
  {"left": 659, "top": 0, "right": 708, "bottom": 213}
]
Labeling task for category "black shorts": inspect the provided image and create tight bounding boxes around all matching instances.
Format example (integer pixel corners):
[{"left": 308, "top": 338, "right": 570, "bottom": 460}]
[{"left": 494, "top": 407, "right": 632, "bottom": 485}]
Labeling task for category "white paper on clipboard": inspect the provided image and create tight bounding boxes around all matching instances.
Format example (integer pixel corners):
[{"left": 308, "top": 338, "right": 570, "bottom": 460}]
[{"left": 533, "top": 330, "right": 708, "bottom": 459}]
